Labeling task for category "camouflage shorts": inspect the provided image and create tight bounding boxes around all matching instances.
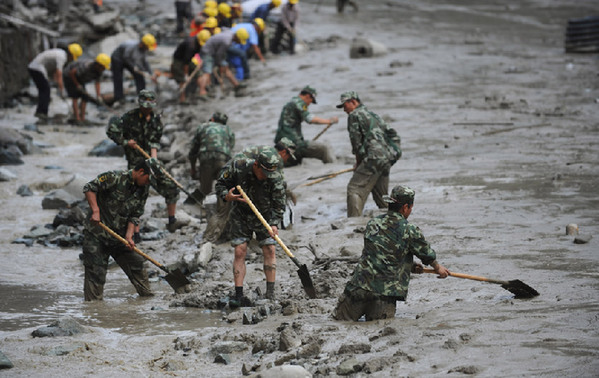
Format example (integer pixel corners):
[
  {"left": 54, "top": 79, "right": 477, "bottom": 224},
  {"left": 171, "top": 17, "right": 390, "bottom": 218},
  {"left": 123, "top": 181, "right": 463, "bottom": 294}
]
[
  {"left": 229, "top": 207, "right": 276, "bottom": 247},
  {"left": 332, "top": 287, "right": 397, "bottom": 321},
  {"left": 150, "top": 172, "right": 180, "bottom": 204}
]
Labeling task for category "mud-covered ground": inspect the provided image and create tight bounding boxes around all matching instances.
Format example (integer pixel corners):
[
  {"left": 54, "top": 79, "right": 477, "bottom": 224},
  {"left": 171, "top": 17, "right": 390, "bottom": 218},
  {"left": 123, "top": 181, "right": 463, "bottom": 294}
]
[{"left": 1, "top": 0, "right": 598, "bottom": 377}]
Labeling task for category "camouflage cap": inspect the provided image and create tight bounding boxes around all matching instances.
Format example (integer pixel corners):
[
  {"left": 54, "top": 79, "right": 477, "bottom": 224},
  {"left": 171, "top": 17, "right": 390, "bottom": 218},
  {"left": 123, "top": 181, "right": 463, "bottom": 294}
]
[
  {"left": 138, "top": 89, "right": 157, "bottom": 108},
  {"left": 257, "top": 150, "right": 281, "bottom": 179},
  {"left": 276, "top": 137, "right": 296, "bottom": 160},
  {"left": 301, "top": 85, "right": 317, "bottom": 104},
  {"left": 336, "top": 91, "right": 360, "bottom": 108},
  {"left": 212, "top": 111, "right": 228, "bottom": 124},
  {"left": 383, "top": 185, "right": 415, "bottom": 204}
]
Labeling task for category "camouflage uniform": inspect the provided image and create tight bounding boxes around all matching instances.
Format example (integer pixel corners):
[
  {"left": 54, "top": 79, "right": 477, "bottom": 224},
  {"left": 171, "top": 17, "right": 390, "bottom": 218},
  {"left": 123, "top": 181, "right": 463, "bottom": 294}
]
[
  {"left": 106, "top": 95, "right": 179, "bottom": 205},
  {"left": 274, "top": 94, "right": 334, "bottom": 166},
  {"left": 203, "top": 139, "right": 296, "bottom": 243},
  {"left": 341, "top": 91, "right": 402, "bottom": 217},
  {"left": 333, "top": 187, "right": 437, "bottom": 321},
  {"left": 82, "top": 169, "right": 153, "bottom": 301},
  {"left": 188, "top": 114, "right": 235, "bottom": 198},
  {"left": 214, "top": 152, "right": 286, "bottom": 246}
]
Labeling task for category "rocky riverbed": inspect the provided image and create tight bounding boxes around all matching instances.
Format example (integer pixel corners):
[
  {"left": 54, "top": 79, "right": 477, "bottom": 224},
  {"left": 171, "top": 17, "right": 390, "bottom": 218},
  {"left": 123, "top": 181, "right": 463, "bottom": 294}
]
[{"left": 1, "top": 0, "right": 598, "bottom": 377}]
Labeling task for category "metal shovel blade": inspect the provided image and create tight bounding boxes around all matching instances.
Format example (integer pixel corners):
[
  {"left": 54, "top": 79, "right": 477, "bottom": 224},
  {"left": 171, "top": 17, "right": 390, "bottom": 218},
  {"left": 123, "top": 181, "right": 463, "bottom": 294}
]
[
  {"left": 162, "top": 267, "right": 190, "bottom": 294},
  {"left": 297, "top": 264, "right": 317, "bottom": 299},
  {"left": 501, "top": 280, "right": 539, "bottom": 299}
]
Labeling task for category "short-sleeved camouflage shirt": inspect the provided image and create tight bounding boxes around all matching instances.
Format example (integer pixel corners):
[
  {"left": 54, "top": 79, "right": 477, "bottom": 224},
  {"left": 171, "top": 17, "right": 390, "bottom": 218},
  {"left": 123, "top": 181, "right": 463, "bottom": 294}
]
[
  {"left": 107, "top": 108, "right": 164, "bottom": 168},
  {"left": 346, "top": 210, "right": 437, "bottom": 299},
  {"left": 274, "top": 96, "right": 314, "bottom": 149},
  {"left": 82, "top": 170, "right": 148, "bottom": 243},
  {"left": 214, "top": 156, "right": 286, "bottom": 227}
]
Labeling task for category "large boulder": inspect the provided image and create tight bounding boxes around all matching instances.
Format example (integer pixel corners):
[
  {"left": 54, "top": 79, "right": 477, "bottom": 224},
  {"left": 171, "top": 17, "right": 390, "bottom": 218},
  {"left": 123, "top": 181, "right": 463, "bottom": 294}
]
[
  {"left": 350, "top": 38, "right": 388, "bottom": 59},
  {"left": 89, "top": 139, "right": 125, "bottom": 157}
]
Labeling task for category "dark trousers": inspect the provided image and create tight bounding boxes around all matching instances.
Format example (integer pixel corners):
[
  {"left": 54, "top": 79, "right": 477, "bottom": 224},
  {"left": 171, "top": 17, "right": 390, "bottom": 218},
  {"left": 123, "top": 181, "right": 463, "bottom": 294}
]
[
  {"left": 271, "top": 22, "right": 295, "bottom": 54},
  {"left": 112, "top": 60, "right": 146, "bottom": 102},
  {"left": 29, "top": 68, "right": 51, "bottom": 116},
  {"left": 175, "top": 1, "right": 193, "bottom": 33}
]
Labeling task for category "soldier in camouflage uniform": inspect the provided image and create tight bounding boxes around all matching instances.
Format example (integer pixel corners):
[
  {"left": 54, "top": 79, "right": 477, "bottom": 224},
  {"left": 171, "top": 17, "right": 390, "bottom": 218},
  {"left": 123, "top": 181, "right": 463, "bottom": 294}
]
[
  {"left": 214, "top": 150, "right": 287, "bottom": 307},
  {"left": 333, "top": 185, "right": 449, "bottom": 321},
  {"left": 337, "top": 91, "right": 402, "bottom": 217},
  {"left": 107, "top": 90, "right": 181, "bottom": 235},
  {"left": 274, "top": 85, "right": 339, "bottom": 166},
  {"left": 203, "top": 138, "right": 296, "bottom": 243},
  {"left": 188, "top": 112, "right": 235, "bottom": 204},
  {"left": 81, "top": 159, "right": 156, "bottom": 301}
]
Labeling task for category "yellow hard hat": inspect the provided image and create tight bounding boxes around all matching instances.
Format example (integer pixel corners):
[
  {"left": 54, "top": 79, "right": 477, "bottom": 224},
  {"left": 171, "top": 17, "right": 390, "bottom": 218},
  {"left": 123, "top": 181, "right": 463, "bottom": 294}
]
[
  {"left": 254, "top": 18, "right": 265, "bottom": 32},
  {"left": 197, "top": 29, "right": 211, "bottom": 46},
  {"left": 235, "top": 27, "right": 249, "bottom": 45},
  {"left": 213, "top": 27, "right": 222, "bottom": 35},
  {"left": 204, "top": 6, "right": 218, "bottom": 17},
  {"left": 205, "top": 0, "right": 217, "bottom": 8},
  {"left": 218, "top": 2, "right": 231, "bottom": 18},
  {"left": 271, "top": 0, "right": 281, "bottom": 6},
  {"left": 141, "top": 33, "right": 157, "bottom": 51},
  {"left": 204, "top": 16, "right": 218, "bottom": 28},
  {"left": 67, "top": 43, "right": 82, "bottom": 60},
  {"left": 95, "top": 53, "right": 111, "bottom": 69},
  {"left": 289, "top": 0, "right": 298, "bottom": 4}
]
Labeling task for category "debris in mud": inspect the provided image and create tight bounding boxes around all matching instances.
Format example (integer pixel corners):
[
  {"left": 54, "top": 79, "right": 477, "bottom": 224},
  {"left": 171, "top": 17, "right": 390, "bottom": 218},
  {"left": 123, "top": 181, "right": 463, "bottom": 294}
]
[
  {"left": 0, "top": 350, "right": 13, "bottom": 369},
  {"left": 31, "top": 316, "right": 88, "bottom": 338}
]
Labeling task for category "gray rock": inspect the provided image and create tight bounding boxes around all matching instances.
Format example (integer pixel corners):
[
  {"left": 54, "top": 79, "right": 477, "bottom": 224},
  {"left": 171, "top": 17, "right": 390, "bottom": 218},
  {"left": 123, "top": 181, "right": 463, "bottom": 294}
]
[
  {"left": 0, "top": 146, "right": 24, "bottom": 165},
  {"left": 198, "top": 242, "right": 213, "bottom": 267},
  {"left": 279, "top": 328, "right": 301, "bottom": 351},
  {"left": 251, "top": 365, "right": 312, "bottom": 378},
  {"left": 12, "top": 238, "right": 34, "bottom": 247},
  {"left": 86, "top": 10, "right": 120, "bottom": 31},
  {"left": 88, "top": 139, "right": 125, "bottom": 157},
  {"left": 42, "top": 189, "right": 80, "bottom": 209},
  {"left": 574, "top": 234, "right": 592, "bottom": 244},
  {"left": 448, "top": 365, "right": 480, "bottom": 374},
  {"left": 31, "top": 316, "right": 87, "bottom": 337},
  {"left": 338, "top": 342, "right": 371, "bottom": 354},
  {"left": 350, "top": 38, "right": 387, "bottom": 59},
  {"left": 214, "top": 353, "right": 230, "bottom": 365},
  {"left": 43, "top": 342, "right": 87, "bottom": 356},
  {"left": 297, "top": 341, "right": 321, "bottom": 359},
  {"left": 0, "top": 127, "right": 33, "bottom": 155},
  {"left": 363, "top": 357, "right": 391, "bottom": 373},
  {"left": 336, "top": 357, "right": 362, "bottom": 375},
  {"left": 565, "top": 223, "right": 578, "bottom": 235},
  {"left": 17, "top": 184, "right": 33, "bottom": 196},
  {"left": 0, "top": 167, "right": 17, "bottom": 181},
  {"left": 0, "top": 350, "right": 13, "bottom": 369},
  {"left": 210, "top": 341, "right": 249, "bottom": 354},
  {"left": 52, "top": 205, "right": 87, "bottom": 227},
  {"left": 24, "top": 225, "right": 54, "bottom": 239}
]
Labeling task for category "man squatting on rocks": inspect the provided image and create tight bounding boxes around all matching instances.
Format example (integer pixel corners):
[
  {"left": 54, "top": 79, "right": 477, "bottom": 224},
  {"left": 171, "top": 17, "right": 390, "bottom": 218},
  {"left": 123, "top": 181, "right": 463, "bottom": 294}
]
[
  {"left": 337, "top": 91, "right": 402, "bottom": 217},
  {"left": 214, "top": 150, "right": 286, "bottom": 307},
  {"left": 82, "top": 159, "right": 157, "bottom": 301},
  {"left": 274, "top": 85, "right": 338, "bottom": 166},
  {"left": 62, "top": 53, "right": 111, "bottom": 123},
  {"left": 107, "top": 90, "right": 181, "bottom": 236},
  {"left": 333, "top": 185, "right": 450, "bottom": 321}
]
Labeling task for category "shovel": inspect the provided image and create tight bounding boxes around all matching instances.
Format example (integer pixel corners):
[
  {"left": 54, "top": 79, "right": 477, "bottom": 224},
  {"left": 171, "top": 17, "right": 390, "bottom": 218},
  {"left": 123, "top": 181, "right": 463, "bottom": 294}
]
[
  {"left": 98, "top": 222, "right": 189, "bottom": 293},
  {"left": 422, "top": 268, "right": 539, "bottom": 299},
  {"left": 300, "top": 167, "right": 354, "bottom": 187},
  {"left": 134, "top": 144, "right": 203, "bottom": 205},
  {"left": 236, "top": 185, "right": 317, "bottom": 299}
]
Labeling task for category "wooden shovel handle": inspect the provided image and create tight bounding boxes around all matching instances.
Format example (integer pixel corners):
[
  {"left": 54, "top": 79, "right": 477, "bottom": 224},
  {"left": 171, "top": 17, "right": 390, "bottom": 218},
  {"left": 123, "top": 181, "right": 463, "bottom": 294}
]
[
  {"left": 301, "top": 167, "right": 354, "bottom": 187},
  {"left": 422, "top": 268, "right": 506, "bottom": 285},
  {"left": 178, "top": 64, "right": 202, "bottom": 94},
  {"left": 133, "top": 144, "right": 190, "bottom": 195},
  {"left": 235, "top": 185, "right": 296, "bottom": 259},
  {"left": 97, "top": 222, "right": 166, "bottom": 270}
]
